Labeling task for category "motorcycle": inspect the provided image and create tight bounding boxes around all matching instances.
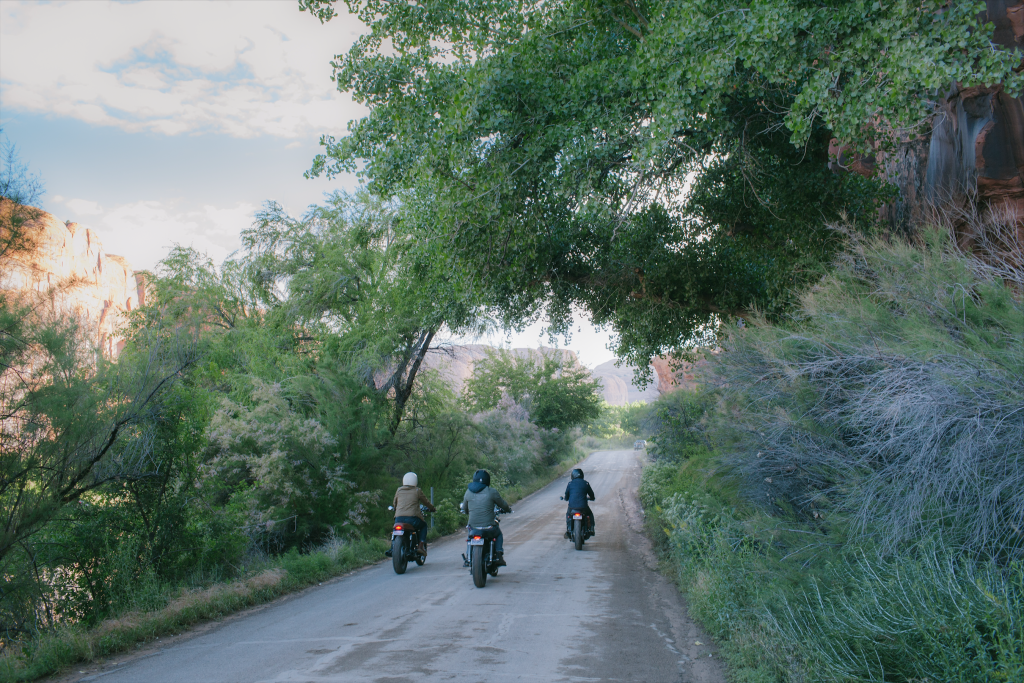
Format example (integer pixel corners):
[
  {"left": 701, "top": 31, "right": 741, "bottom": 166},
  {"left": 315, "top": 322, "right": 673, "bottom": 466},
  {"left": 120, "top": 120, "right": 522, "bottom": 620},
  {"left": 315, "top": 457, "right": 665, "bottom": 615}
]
[
  {"left": 561, "top": 496, "right": 593, "bottom": 551},
  {"left": 460, "top": 504, "right": 510, "bottom": 588},
  {"left": 385, "top": 504, "right": 430, "bottom": 574}
]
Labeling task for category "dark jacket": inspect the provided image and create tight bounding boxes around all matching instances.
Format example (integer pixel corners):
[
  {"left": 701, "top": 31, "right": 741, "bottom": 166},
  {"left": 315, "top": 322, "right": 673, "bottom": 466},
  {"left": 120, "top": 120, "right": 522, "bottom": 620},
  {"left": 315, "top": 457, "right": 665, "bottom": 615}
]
[
  {"left": 462, "top": 482, "right": 511, "bottom": 528},
  {"left": 564, "top": 479, "right": 595, "bottom": 509}
]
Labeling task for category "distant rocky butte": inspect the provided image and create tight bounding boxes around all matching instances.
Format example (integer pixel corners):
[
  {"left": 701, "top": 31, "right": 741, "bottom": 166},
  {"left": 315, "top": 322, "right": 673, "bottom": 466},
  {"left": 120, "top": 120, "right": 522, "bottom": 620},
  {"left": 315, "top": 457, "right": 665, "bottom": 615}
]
[
  {"left": 589, "top": 359, "right": 661, "bottom": 405},
  {"left": 1, "top": 202, "right": 143, "bottom": 358}
]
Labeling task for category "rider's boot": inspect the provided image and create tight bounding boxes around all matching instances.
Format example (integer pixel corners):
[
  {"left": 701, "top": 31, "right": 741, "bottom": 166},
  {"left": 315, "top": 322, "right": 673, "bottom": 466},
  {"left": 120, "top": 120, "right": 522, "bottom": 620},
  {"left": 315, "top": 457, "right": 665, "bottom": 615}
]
[
  {"left": 417, "top": 541, "right": 427, "bottom": 556},
  {"left": 495, "top": 552, "right": 507, "bottom": 567}
]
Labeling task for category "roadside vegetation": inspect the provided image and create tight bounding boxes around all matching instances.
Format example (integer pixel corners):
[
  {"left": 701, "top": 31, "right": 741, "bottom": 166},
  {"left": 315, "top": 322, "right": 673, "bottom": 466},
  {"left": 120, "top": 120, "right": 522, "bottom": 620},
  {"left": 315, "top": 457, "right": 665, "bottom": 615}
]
[
  {"left": 4, "top": 1, "right": 1023, "bottom": 681},
  {"left": 636, "top": 220, "right": 1024, "bottom": 681},
  {"left": 0, "top": 144, "right": 597, "bottom": 680}
]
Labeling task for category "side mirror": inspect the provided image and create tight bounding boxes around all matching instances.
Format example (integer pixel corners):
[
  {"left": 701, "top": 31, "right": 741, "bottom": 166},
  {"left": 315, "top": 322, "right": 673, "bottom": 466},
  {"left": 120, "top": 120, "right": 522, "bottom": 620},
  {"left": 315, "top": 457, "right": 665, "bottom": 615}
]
[
  {"left": 387, "top": 505, "right": 394, "bottom": 511},
  {"left": 559, "top": 496, "right": 564, "bottom": 500}
]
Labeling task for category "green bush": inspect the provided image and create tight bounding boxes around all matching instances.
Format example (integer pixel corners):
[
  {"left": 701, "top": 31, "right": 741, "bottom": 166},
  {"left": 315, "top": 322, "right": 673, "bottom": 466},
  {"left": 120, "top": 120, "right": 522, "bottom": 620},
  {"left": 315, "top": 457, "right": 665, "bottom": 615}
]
[{"left": 431, "top": 498, "right": 466, "bottom": 537}]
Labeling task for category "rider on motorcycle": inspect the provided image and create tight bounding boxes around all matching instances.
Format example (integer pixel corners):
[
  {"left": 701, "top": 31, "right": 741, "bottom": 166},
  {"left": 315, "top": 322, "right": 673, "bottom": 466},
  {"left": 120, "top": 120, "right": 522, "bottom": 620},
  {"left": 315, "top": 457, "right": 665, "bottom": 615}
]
[
  {"left": 462, "top": 469, "right": 511, "bottom": 566},
  {"left": 564, "top": 468, "right": 596, "bottom": 538},
  {"left": 393, "top": 472, "right": 435, "bottom": 556}
]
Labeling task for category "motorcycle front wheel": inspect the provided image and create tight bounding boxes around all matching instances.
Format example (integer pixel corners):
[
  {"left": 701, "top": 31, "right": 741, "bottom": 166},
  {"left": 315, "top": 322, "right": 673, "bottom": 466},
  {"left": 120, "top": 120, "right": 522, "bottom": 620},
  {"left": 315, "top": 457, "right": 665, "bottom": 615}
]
[
  {"left": 472, "top": 544, "right": 486, "bottom": 587},
  {"left": 574, "top": 519, "right": 584, "bottom": 551},
  {"left": 392, "top": 536, "right": 408, "bottom": 574}
]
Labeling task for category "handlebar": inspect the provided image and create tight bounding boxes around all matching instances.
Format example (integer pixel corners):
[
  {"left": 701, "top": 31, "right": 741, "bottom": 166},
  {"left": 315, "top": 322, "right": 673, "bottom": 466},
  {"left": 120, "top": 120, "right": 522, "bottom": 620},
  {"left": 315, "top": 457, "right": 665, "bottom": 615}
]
[{"left": 387, "top": 504, "right": 434, "bottom": 514}]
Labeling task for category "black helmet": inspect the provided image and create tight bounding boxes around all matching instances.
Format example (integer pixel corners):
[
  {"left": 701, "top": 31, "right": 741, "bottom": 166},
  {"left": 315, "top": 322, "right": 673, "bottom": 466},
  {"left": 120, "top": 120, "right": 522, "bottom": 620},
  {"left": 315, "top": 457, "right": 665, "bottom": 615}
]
[
  {"left": 473, "top": 469, "right": 491, "bottom": 486},
  {"left": 571, "top": 468, "right": 584, "bottom": 480}
]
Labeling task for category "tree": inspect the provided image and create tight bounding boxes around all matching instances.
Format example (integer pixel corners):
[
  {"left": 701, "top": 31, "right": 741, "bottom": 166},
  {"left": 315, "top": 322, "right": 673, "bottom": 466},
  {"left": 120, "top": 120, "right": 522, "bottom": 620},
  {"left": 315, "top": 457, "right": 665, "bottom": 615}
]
[
  {"left": 0, "top": 130, "right": 44, "bottom": 270},
  {"left": 463, "top": 349, "right": 602, "bottom": 431},
  {"left": 301, "top": 0, "right": 1022, "bottom": 370},
  {"left": 241, "top": 191, "right": 480, "bottom": 434}
]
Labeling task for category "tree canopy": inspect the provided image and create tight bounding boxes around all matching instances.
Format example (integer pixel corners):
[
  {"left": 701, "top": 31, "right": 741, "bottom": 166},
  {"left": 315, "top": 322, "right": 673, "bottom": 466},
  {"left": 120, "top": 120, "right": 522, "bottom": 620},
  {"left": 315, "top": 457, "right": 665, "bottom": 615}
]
[{"left": 301, "top": 0, "right": 1022, "bottom": 369}]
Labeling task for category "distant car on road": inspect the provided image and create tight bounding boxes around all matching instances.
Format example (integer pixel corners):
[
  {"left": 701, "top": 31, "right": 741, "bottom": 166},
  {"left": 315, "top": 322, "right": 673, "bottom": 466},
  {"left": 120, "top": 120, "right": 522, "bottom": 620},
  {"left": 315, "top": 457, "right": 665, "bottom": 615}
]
[{"left": 634, "top": 440, "right": 646, "bottom": 450}]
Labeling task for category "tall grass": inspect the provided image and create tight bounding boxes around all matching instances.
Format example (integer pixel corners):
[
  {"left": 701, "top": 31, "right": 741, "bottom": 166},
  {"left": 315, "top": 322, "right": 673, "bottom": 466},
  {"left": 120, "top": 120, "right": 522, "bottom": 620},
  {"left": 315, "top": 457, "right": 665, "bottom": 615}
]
[
  {"left": 710, "top": 227, "right": 1024, "bottom": 559},
  {"left": 640, "top": 223, "right": 1024, "bottom": 681}
]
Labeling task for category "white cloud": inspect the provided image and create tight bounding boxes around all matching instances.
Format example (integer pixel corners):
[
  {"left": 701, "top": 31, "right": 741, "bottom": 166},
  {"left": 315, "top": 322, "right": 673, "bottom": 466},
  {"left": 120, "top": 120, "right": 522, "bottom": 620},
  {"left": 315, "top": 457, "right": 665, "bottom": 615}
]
[
  {"left": 0, "top": 0, "right": 367, "bottom": 138},
  {"left": 63, "top": 198, "right": 103, "bottom": 216},
  {"left": 53, "top": 196, "right": 256, "bottom": 270}
]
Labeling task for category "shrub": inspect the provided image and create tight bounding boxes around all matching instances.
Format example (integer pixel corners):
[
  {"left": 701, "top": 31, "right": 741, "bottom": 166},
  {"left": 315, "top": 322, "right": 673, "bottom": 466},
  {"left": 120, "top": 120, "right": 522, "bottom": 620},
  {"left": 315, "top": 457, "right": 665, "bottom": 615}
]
[
  {"left": 431, "top": 498, "right": 466, "bottom": 536},
  {"left": 639, "top": 229, "right": 1024, "bottom": 680},
  {"left": 709, "top": 229, "right": 1024, "bottom": 559}
]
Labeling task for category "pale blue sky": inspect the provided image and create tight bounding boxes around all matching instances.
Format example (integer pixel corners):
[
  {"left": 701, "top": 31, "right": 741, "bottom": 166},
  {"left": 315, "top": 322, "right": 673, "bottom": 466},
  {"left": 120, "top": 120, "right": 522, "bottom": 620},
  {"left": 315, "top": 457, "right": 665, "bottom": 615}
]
[{"left": 1, "top": 0, "right": 618, "bottom": 366}]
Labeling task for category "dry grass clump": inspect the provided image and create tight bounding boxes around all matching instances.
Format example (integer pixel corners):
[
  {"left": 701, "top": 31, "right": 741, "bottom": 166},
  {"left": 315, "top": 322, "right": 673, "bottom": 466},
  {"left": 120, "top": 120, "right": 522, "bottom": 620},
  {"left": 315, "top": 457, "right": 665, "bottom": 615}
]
[
  {"left": 711, "top": 226, "right": 1024, "bottom": 559},
  {"left": 639, "top": 223, "right": 1024, "bottom": 681}
]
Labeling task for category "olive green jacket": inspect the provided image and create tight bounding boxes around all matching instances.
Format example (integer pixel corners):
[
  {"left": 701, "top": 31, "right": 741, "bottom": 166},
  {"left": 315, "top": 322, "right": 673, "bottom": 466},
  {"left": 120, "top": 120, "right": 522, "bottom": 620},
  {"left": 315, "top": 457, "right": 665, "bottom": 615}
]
[
  {"left": 462, "top": 485, "right": 511, "bottom": 528},
  {"left": 393, "top": 485, "right": 433, "bottom": 520}
]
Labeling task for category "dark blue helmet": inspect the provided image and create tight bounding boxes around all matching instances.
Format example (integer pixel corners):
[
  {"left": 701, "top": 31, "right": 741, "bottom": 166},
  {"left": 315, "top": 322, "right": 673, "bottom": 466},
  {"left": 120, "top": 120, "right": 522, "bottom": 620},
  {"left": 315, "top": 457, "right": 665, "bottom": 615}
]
[
  {"left": 571, "top": 468, "right": 584, "bottom": 480},
  {"left": 473, "top": 469, "right": 491, "bottom": 486}
]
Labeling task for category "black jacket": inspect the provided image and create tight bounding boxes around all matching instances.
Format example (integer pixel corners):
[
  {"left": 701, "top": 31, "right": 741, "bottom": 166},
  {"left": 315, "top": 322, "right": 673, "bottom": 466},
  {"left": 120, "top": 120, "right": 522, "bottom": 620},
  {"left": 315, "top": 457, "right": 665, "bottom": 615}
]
[{"left": 564, "top": 479, "right": 595, "bottom": 509}]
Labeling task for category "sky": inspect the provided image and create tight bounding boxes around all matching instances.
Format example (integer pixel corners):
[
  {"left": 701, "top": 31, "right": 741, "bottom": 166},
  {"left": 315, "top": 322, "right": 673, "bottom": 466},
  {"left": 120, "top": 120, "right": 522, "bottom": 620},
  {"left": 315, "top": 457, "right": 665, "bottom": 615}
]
[{"left": 0, "top": 0, "right": 619, "bottom": 367}]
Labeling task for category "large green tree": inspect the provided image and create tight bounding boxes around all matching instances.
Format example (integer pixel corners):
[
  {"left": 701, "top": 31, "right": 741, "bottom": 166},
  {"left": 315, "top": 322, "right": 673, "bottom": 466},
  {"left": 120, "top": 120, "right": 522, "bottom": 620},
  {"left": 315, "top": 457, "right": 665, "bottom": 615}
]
[
  {"left": 463, "top": 349, "right": 603, "bottom": 430},
  {"left": 300, "top": 0, "right": 1022, "bottom": 369}
]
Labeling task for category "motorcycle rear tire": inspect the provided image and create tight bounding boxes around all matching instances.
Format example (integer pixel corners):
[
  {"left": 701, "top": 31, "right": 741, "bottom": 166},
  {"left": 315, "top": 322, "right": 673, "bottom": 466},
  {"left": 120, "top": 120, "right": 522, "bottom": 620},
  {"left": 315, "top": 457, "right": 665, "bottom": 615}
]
[
  {"left": 472, "top": 544, "right": 487, "bottom": 587},
  {"left": 574, "top": 519, "right": 584, "bottom": 551},
  {"left": 392, "top": 537, "right": 407, "bottom": 574}
]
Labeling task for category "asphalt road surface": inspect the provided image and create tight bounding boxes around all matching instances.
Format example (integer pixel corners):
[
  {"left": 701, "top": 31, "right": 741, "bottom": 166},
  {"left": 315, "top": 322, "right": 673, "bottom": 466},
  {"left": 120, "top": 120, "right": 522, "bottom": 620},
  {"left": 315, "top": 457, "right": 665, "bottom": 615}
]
[{"left": 72, "top": 450, "right": 724, "bottom": 683}]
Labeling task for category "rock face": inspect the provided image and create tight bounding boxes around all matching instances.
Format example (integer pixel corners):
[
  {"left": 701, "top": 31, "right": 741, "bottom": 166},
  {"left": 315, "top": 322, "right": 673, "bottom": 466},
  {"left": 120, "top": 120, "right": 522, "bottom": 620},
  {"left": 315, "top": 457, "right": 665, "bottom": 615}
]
[
  {"left": 589, "top": 360, "right": 661, "bottom": 405},
  {"left": 1, "top": 202, "right": 143, "bottom": 358},
  {"left": 651, "top": 354, "right": 714, "bottom": 394},
  {"left": 833, "top": 1, "right": 1024, "bottom": 243}
]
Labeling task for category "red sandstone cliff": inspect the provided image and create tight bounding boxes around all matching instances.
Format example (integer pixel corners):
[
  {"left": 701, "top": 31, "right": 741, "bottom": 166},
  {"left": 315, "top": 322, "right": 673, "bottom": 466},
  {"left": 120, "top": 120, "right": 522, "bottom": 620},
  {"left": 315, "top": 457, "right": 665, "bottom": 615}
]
[
  {"left": 1, "top": 201, "right": 143, "bottom": 358},
  {"left": 651, "top": 352, "right": 720, "bottom": 394},
  {"left": 831, "top": 1, "right": 1024, "bottom": 244}
]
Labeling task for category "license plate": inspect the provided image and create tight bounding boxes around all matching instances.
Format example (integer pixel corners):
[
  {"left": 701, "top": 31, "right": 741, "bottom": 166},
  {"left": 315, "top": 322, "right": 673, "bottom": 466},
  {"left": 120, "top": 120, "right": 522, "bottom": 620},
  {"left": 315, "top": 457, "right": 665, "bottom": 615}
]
[
  {"left": 392, "top": 530, "right": 404, "bottom": 536},
  {"left": 573, "top": 514, "right": 583, "bottom": 519},
  {"left": 469, "top": 538, "right": 484, "bottom": 545}
]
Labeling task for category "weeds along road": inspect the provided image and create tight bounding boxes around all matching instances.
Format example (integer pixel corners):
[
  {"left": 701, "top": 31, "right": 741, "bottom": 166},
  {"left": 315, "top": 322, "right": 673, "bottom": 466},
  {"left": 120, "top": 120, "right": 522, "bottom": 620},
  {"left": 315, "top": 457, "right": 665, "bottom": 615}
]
[{"left": 80, "top": 450, "right": 724, "bottom": 683}]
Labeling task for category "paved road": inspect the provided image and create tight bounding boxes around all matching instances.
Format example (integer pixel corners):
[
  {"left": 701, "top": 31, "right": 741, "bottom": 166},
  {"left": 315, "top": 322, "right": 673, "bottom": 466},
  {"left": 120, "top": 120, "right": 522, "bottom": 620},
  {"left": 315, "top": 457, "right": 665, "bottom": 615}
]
[{"left": 75, "top": 450, "right": 724, "bottom": 683}]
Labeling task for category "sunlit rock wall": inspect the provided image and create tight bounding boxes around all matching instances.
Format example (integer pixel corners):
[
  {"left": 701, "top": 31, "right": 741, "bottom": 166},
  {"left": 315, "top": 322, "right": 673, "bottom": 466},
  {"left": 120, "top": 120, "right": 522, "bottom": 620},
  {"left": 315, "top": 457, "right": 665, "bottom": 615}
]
[{"left": 1, "top": 201, "right": 143, "bottom": 358}]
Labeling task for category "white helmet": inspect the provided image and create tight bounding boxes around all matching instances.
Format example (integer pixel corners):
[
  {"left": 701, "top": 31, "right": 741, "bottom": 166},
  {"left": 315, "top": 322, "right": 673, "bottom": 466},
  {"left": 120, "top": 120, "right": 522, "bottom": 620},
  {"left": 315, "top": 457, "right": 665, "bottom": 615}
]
[{"left": 402, "top": 472, "right": 418, "bottom": 487}]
